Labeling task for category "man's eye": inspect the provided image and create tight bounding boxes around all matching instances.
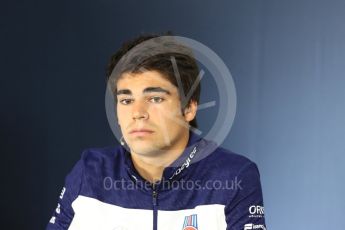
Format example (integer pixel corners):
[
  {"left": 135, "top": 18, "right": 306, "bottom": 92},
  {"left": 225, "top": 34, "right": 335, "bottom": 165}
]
[
  {"left": 149, "top": 97, "right": 164, "bottom": 103},
  {"left": 119, "top": 99, "right": 133, "bottom": 105}
]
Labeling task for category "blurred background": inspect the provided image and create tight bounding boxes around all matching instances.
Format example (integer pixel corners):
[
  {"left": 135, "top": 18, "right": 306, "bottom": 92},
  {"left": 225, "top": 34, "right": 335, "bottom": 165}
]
[{"left": 1, "top": 0, "right": 345, "bottom": 229}]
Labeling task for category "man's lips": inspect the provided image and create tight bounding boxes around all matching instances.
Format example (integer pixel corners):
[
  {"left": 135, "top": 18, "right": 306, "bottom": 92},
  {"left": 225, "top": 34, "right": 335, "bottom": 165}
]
[{"left": 129, "top": 129, "right": 154, "bottom": 136}]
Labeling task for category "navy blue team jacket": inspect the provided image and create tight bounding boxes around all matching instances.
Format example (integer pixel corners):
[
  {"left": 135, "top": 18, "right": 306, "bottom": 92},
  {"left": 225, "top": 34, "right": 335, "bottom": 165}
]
[{"left": 46, "top": 132, "right": 266, "bottom": 230}]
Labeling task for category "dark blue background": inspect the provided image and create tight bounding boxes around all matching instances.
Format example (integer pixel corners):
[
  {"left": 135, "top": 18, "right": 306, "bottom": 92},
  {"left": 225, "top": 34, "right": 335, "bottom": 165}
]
[{"left": 2, "top": 0, "right": 345, "bottom": 229}]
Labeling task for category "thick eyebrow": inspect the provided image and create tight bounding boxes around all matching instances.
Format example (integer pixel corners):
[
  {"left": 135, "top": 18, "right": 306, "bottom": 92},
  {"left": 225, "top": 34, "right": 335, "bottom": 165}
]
[
  {"left": 143, "top": 87, "right": 171, "bottom": 95},
  {"left": 116, "top": 89, "right": 132, "bottom": 95},
  {"left": 116, "top": 87, "right": 171, "bottom": 96}
]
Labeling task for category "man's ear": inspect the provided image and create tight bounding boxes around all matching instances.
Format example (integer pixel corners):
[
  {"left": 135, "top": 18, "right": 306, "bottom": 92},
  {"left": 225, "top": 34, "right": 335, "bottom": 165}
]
[{"left": 183, "top": 100, "right": 198, "bottom": 122}]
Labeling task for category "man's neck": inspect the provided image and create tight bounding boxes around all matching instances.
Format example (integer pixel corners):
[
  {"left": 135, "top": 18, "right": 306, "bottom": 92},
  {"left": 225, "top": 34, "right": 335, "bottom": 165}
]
[{"left": 130, "top": 131, "right": 190, "bottom": 183}]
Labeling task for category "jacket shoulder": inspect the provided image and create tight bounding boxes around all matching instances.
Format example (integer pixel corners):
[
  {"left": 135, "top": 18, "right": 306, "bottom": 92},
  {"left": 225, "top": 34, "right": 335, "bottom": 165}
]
[
  {"left": 80, "top": 145, "right": 121, "bottom": 163},
  {"left": 205, "top": 146, "right": 259, "bottom": 176},
  {"left": 77, "top": 145, "right": 125, "bottom": 176}
]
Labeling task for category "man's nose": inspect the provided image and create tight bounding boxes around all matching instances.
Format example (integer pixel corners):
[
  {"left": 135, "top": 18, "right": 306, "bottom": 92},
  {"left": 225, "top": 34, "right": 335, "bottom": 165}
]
[{"left": 132, "top": 101, "right": 149, "bottom": 120}]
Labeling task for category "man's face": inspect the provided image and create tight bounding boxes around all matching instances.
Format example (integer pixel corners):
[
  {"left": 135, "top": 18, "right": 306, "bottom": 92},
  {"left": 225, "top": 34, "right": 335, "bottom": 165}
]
[{"left": 116, "top": 70, "right": 196, "bottom": 157}]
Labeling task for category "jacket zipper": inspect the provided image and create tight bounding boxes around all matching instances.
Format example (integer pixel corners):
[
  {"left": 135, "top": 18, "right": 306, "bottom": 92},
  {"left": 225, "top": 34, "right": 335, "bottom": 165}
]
[{"left": 152, "top": 183, "right": 158, "bottom": 230}]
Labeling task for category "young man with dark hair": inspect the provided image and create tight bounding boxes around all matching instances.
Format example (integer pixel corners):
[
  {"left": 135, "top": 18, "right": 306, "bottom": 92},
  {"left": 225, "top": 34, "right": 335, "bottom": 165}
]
[{"left": 46, "top": 34, "right": 266, "bottom": 230}]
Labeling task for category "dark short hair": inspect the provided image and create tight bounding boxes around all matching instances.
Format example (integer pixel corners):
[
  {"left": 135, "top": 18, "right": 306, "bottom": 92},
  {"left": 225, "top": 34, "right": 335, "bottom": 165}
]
[{"left": 106, "top": 33, "right": 201, "bottom": 128}]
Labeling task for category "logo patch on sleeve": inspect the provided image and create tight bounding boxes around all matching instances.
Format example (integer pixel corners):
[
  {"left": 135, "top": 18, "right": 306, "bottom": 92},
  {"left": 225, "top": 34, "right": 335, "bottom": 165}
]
[
  {"left": 244, "top": 223, "right": 266, "bottom": 230},
  {"left": 182, "top": 214, "right": 198, "bottom": 230},
  {"left": 249, "top": 205, "right": 265, "bottom": 218}
]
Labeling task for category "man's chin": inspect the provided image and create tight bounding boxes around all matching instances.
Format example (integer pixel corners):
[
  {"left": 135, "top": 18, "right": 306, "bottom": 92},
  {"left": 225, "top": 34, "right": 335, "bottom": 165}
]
[{"left": 128, "top": 143, "right": 162, "bottom": 156}]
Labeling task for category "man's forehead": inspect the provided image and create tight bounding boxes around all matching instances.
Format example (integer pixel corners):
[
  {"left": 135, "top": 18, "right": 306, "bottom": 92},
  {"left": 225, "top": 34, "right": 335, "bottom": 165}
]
[
  {"left": 116, "top": 71, "right": 177, "bottom": 92},
  {"left": 118, "top": 70, "right": 168, "bottom": 82},
  {"left": 117, "top": 87, "right": 171, "bottom": 95}
]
